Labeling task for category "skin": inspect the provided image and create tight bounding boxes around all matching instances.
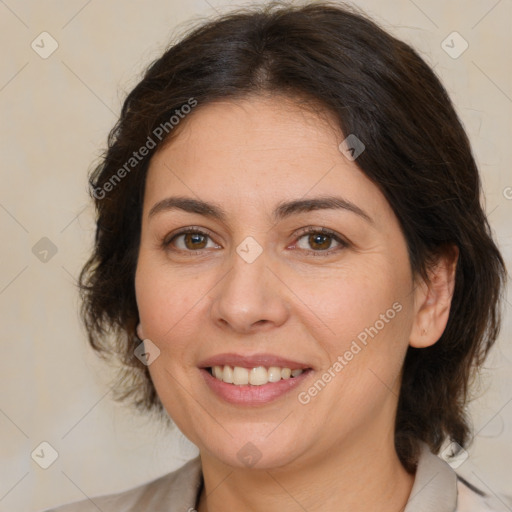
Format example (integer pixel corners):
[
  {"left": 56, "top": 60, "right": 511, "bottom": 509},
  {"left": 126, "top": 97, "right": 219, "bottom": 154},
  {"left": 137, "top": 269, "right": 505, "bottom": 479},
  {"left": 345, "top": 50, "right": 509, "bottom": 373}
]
[{"left": 135, "top": 94, "right": 457, "bottom": 512}]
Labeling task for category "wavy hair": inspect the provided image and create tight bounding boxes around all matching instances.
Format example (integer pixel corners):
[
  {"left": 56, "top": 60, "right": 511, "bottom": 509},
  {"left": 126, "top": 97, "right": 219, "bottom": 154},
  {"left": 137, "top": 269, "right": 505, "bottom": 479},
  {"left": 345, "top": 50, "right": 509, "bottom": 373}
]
[{"left": 79, "top": 1, "right": 506, "bottom": 472}]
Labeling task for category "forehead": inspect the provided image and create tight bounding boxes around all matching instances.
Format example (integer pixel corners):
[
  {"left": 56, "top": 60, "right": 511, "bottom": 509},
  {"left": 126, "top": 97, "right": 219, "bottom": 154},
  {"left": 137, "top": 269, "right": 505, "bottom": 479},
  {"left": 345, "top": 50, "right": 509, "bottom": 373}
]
[
  {"left": 154, "top": 95, "right": 340, "bottom": 163},
  {"left": 144, "top": 95, "right": 391, "bottom": 223}
]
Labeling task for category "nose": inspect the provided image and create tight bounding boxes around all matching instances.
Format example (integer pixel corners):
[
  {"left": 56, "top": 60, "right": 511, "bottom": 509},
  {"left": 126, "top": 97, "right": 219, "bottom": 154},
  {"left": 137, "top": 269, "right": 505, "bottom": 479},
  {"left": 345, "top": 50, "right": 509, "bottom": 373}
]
[{"left": 209, "top": 247, "right": 290, "bottom": 334}]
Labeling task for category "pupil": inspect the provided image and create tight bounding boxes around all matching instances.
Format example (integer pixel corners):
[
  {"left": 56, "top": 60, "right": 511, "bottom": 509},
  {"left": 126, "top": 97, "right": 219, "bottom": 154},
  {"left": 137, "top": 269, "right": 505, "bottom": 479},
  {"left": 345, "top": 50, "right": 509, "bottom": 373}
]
[
  {"left": 310, "top": 233, "right": 330, "bottom": 250},
  {"left": 186, "top": 233, "right": 206, "bottom": 249}
]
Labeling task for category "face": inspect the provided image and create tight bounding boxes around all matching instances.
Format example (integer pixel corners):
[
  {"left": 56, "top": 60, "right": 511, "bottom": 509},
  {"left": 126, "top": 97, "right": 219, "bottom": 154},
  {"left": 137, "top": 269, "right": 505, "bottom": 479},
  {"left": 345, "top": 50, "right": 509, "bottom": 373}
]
[{"left": 135, "top": 95, "right": 420, "bottom": 470}]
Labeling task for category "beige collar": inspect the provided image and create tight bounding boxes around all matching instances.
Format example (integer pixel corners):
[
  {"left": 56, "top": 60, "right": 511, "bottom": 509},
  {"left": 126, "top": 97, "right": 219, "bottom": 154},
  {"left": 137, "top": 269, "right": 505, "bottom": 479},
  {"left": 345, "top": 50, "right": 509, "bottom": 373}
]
[{"left": 403, "top": 441, "right": 457, "bottom": 511}]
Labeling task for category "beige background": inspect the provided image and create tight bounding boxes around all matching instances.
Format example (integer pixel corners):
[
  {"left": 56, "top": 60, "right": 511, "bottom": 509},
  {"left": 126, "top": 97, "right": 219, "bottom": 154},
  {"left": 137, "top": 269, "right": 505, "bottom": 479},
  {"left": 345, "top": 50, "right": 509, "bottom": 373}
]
[{"left": 0, "top": 0, "right": 511, "bottom": 510}]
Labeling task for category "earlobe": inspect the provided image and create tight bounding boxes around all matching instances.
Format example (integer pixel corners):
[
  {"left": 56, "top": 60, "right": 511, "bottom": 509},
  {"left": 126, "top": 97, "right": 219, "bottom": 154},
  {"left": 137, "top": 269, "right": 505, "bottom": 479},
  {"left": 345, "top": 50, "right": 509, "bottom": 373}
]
[
  {"left": 136, "top": 323, "right": 144, "bottom": 340},
  {"left": 410, "top": 245, "right": 459, "bottom": 349}
]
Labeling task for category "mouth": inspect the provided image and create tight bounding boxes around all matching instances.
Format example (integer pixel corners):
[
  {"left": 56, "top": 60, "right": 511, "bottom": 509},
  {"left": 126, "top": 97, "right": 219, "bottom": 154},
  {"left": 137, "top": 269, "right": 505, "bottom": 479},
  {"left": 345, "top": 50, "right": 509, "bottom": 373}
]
[
  {"left": 206, "top": 365, "right": 308, "bottom": 385},
  {"left": 197, "top": 353, "right": 313, "bottom": 406}
]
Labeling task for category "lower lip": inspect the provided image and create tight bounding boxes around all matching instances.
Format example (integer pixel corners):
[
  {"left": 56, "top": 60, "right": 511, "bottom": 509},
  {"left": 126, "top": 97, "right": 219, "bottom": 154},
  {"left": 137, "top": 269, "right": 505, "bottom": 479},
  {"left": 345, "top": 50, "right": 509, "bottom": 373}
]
[{"left": 200, "top": 368, "right": 312, "bottom": 406}]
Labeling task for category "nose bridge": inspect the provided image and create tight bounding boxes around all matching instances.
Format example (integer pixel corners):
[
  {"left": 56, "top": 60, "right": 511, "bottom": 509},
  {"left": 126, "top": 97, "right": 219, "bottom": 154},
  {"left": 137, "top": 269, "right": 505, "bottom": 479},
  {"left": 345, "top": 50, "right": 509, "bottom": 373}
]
[{"left": 210, "top": 238, "right": 288, "bottom": 331}]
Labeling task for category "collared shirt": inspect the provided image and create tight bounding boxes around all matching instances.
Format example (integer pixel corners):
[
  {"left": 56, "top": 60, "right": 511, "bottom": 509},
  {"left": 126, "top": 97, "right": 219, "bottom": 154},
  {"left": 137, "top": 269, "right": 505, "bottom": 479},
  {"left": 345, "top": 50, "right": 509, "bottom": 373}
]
[{"left": 43, "top": 443, "right": 505, "bottom": 511}]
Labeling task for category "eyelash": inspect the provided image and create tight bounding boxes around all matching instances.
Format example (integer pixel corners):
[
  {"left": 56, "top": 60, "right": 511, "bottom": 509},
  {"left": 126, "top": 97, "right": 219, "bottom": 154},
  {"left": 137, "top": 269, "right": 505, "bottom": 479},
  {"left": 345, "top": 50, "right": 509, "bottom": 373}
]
[
  {"left": 293, "top": 226, "right": 349, "bottom": 255},
  {"left": 162, "top": 226, "right": 349, "bottom": 257}
]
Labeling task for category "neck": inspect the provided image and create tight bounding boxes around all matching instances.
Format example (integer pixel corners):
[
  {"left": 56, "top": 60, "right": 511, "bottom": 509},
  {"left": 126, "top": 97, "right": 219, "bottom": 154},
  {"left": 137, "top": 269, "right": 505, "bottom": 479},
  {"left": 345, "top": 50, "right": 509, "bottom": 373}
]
[{"left": 196, "top": 431, "right": 415, "bottom": 512}]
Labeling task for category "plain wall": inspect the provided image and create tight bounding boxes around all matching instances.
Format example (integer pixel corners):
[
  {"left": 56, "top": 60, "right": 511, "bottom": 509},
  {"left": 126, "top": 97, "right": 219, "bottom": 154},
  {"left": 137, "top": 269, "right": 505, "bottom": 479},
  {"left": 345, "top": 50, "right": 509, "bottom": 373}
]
[{"left": 0, "top": 0, "right": 511, "bottom": 510}]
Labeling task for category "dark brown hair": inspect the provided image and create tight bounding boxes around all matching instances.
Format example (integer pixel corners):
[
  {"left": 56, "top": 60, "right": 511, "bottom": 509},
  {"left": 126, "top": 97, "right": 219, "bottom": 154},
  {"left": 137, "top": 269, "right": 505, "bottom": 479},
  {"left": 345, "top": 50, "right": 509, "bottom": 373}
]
[{"left": 79, "top": 1, "right": 506, "bottom": 472}]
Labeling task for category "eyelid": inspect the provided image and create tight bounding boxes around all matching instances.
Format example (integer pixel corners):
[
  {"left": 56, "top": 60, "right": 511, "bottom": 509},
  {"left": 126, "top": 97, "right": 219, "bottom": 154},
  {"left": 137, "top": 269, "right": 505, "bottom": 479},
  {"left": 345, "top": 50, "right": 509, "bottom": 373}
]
[
  {"left": 162, "top": 226, "right": 221, "bottom": 251},
  {"left": 162, "top": 225, "right": 349, "bottom": 256},
  {"left": 290, "top": 226, "right": 349, "bottom": 255}
]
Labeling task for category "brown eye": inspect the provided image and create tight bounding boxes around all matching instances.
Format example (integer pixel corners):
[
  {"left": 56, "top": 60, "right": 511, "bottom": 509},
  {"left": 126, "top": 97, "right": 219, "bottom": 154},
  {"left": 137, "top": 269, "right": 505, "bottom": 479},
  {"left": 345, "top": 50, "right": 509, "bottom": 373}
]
[
  {"left": 165, "top": 229, "right": 220, "bottom": 252},
  {"left": 183, "top": 232, "right": 208, "bottom": 250},
  {"left": 307, "top": 233, "right": 332, "bottom": 250},
  {"left": 294, "top": 228, "right": 347, "bottom": 255}
]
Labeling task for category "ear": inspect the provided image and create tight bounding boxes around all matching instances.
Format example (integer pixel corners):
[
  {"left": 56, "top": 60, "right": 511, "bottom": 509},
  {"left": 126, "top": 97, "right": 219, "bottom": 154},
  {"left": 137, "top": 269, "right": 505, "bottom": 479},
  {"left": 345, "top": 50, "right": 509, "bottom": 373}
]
[
  {"left": 136, "top": 323, "right": 144, "bottom": 340},
  {"left": 410, "top": 245, "right": 459, "bottom": 348}
]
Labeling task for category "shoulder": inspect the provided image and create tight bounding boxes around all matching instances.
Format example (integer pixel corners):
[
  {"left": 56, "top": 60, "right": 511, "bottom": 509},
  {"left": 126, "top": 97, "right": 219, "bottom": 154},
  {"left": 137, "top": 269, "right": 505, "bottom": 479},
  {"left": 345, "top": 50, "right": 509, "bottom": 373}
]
[
  {"left": 40, "top": 456, "right": 202, "bottom": 512},
  {"left": 404, "top": 442, "right": 511, "bottom": 512}
]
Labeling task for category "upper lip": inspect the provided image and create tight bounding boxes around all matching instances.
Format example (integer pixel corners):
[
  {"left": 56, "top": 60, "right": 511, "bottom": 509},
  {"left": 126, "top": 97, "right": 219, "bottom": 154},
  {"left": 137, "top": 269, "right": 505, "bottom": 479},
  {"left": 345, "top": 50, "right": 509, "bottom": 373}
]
[{"left": 198, "top": 353, "right": 311, "bottom": 370}]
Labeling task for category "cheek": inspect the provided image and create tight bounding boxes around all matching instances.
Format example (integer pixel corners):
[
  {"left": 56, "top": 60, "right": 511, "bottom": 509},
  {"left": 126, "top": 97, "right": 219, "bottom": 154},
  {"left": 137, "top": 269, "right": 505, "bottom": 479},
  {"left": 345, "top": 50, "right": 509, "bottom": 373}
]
[
  {"left": 135, "top": 253, "right": 208, "bottom": 341},
  {"left": 292, "top": 263, "right": 406, "bottom": 336},
  {"left": 293, "top": 259, "right": 413, "bottom": 388},
  {"left": 300, "top": 279, "right": 410, "bottom": 416},
  {"left": 135, "top": 256, "right": 207, "bottom": 411}
]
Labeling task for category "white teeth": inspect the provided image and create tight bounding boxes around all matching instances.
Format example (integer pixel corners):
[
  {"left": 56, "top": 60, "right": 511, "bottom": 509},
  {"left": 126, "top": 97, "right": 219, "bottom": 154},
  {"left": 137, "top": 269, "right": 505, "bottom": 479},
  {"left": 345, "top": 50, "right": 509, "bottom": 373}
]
[
  {"left": 249, "top": 366, "right": 268, "bottom": 385},
  {"left": 233, "top": 366, "right": 249, "bottom": 385},
  {"left": 281, "top": 368, "right": 291, "bottom": 379},
  {"left": 210, "top": 365, "right": 305, "bottom": 386},
  {"left": 222, "top": 365, "right": 233, "bottom": 384},
  {"left": 267, "top": 366, "right": 282, "bottom": 382}
]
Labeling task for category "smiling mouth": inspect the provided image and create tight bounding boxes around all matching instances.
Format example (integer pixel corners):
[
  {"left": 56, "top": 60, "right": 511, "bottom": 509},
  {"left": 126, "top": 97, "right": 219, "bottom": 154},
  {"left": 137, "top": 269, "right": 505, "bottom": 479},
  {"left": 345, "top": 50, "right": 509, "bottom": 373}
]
[{"left": 207, "top": 365, "right": 310, "bottom": 386}]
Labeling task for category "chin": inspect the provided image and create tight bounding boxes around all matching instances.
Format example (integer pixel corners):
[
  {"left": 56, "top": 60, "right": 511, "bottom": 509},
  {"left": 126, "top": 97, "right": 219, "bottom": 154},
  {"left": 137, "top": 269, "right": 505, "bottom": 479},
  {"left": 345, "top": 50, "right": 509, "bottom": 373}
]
[{"left": 199, "top": 429, "right": 309, "bottom": 470}]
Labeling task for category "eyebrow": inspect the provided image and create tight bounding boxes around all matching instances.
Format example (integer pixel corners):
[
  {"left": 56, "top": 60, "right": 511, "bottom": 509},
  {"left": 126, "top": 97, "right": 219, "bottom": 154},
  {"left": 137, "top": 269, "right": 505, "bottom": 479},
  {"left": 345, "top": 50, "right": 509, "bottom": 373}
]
[{"left": 148, "top": 195, "right": 373, "bottom": 224}]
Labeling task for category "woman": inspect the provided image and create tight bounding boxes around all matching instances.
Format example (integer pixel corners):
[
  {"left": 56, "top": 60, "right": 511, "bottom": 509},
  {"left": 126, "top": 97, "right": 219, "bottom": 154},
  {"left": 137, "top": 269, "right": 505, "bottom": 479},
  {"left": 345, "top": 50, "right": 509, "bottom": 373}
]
[{"left": 46, "top": 2, "right": 507, "bottom": 511}]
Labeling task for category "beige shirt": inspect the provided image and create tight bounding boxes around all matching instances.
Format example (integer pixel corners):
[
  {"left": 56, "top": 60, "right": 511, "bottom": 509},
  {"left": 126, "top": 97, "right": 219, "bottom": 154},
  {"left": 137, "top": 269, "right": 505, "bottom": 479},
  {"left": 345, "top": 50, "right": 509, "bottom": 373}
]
[{"left": 43, "top": 443, "right": 504, "bottom": 511}]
